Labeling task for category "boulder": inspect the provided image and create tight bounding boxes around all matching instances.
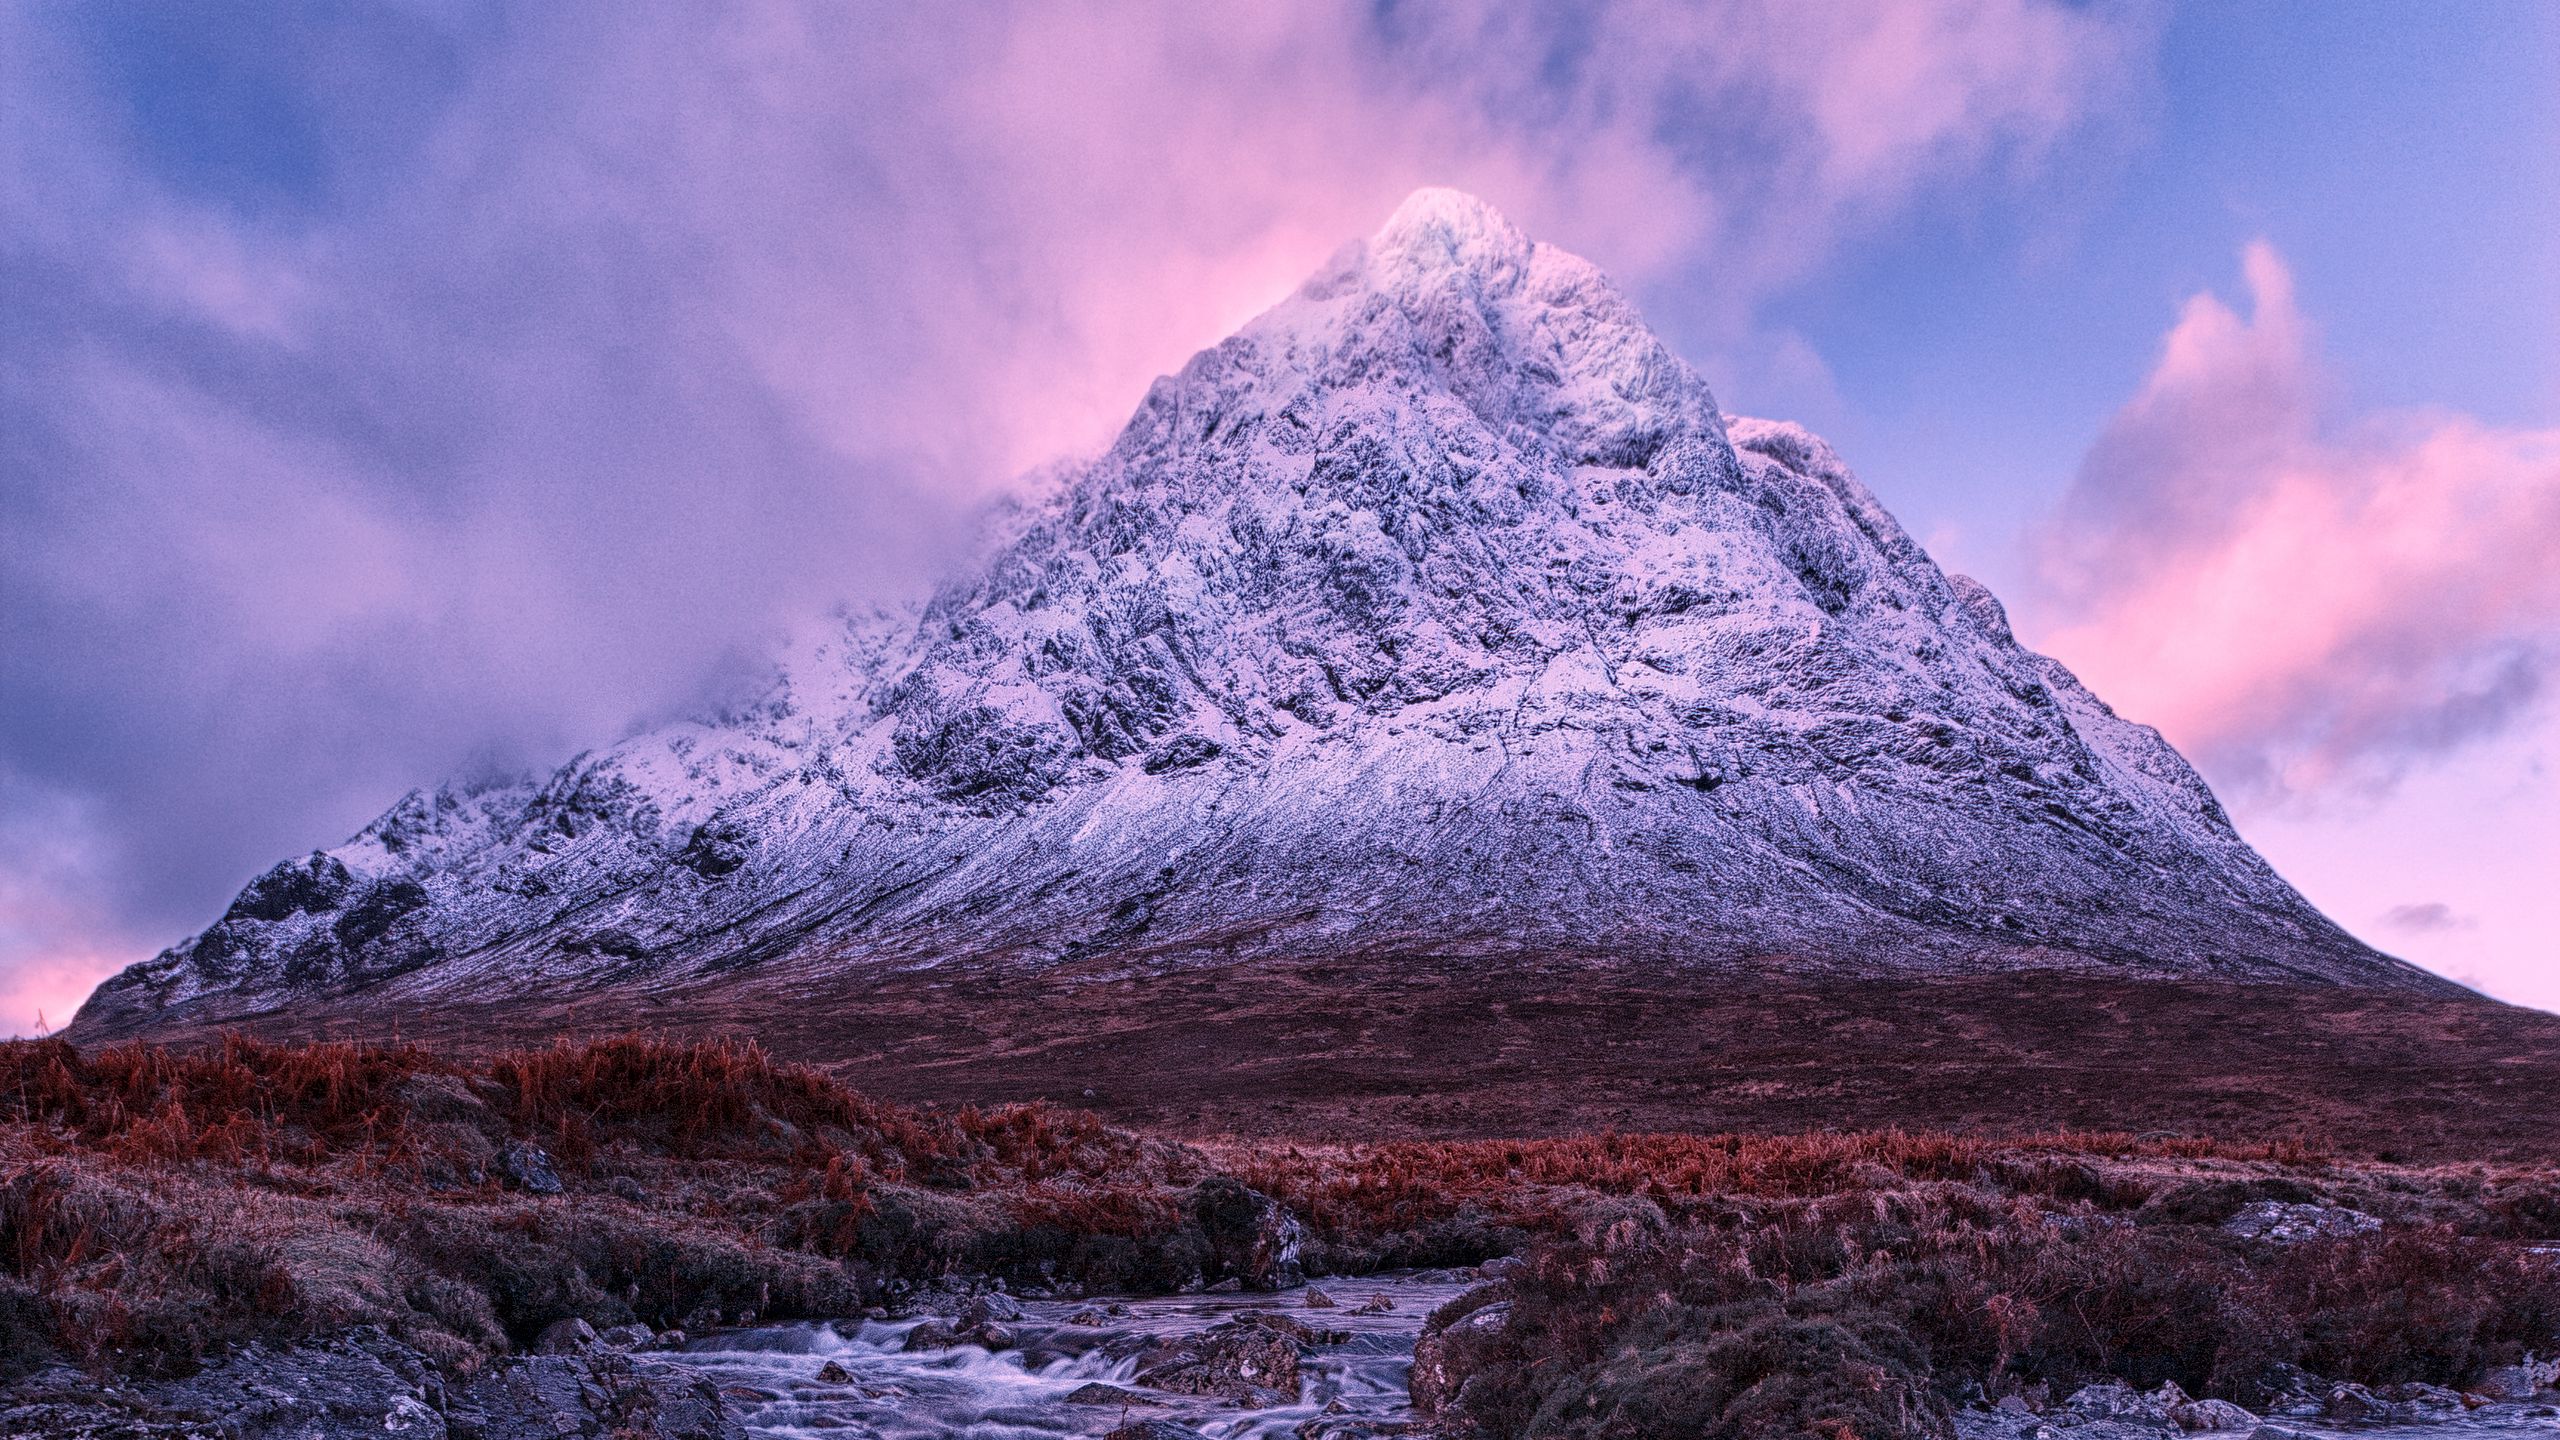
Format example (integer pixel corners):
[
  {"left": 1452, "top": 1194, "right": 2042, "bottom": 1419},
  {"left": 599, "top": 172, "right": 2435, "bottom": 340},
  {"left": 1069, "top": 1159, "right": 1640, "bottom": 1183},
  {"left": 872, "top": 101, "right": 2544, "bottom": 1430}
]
[
  {"left": 2221, "top": 1202, "right": 2379, "bottom": 1244},
  {"left": 1410, "top": 1285, "right": 1513, "bottom": 1418},
  {"left": 1189, "top": 1176, "right": 1308, "bottom": 1289},
  {"left": 0, "top": 1326, "right": 744, "bottom": 1440},
  {"left": 901, "top": 1313, "right": 1016, "bottom": 1352},
  {"left": 900, "top": 1319, "right": 960, "bottom": 1352},
  {"left": 2170, "top": 1399, "right": 2257, "bottom": 1431},
  {"left": 2480, "top": 1354, "right": 2560, "bottom": 1401},
  {"left": 1064, "top": 1382, "right": 1161, "bottom": 1406},
  {"left": 957, "top": 1293, "right": 1025, "bottom": 1327},
  {"left": 2374, "top": 1382, "right": 2465, "bottom": 1418},
  {"left": 2058, "top": 1383, "right": 2177, "bottom": 1435},
  {"left": 448, "top": 1352, "right": 744, "bottom": 1440},
  {"left": 1135, "top": 1313, "right": 1338, "bottom": 1402},
  {"left": 144, "top": 1327, "right": 451, "bottom": 1440},
  {"left": 532, "top": 1318, "right": 599, "bottom": 1356},
  {"left": 496, "top": 1141, "right": 564, "bottom": 1196},
  {"left": 815, "top": 1360, "right": 854, "bottom": 1385},
  {"left": 1303, "top": 1287, "right": 1337, "bottom": 1309}
]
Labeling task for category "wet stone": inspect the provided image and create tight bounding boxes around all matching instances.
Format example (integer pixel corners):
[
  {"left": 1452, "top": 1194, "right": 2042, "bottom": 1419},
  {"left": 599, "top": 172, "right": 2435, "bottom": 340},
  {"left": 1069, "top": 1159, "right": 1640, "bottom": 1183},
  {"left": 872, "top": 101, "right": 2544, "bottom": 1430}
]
[
  {"left": 496, "top": 1140, "right": 563, "bottom": 1196},
  {"left": 651, "top": 1271, "right": 1476, "bottom": 1439},
  {"left": 1065, "top": 1383, "right": 1160, "bottom": 1406}
]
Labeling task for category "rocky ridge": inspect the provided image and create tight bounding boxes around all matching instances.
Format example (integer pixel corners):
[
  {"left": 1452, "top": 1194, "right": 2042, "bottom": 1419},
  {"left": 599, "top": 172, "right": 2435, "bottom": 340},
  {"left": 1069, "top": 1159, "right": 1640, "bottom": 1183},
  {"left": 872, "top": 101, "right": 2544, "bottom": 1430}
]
[{"left": 73, "top": 189, "right": 2444, "bottom": 1038}]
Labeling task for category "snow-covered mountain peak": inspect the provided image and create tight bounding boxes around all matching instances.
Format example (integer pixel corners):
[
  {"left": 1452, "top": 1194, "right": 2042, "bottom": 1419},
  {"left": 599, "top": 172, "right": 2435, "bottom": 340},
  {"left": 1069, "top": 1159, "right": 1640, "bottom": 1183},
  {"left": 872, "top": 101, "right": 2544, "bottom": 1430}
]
[
  {"left": 1369, "top": 186, "right": 1534, "bottom": 278},
  {"left": 71, "top": 196, "right": 2448, "bottom": 1039}
]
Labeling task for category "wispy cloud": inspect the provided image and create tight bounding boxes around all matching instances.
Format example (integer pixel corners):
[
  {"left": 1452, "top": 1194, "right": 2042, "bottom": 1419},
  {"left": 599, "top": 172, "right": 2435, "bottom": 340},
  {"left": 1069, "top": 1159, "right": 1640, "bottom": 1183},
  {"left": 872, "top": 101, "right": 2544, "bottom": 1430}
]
[
  {"left": 2029, "top": 241, "right": 2560, "bottom": 800},
  {"left": 2380, "top": 902, "right": 2476, "bottom": 936}
]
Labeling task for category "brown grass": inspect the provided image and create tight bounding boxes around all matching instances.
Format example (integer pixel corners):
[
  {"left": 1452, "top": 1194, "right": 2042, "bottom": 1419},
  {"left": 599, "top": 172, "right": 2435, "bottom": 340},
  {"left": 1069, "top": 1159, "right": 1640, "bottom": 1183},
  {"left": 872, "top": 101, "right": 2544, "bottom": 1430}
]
[
  {"left": 0, "top": 1030, "right": 2553, "bottom": 1416},
  {"left": 1421, "top": 1192, "right": 2560, "bottom": 1439},
  {"left": 0, "top": 1031, "right": 1213, "bottom": 1378}
]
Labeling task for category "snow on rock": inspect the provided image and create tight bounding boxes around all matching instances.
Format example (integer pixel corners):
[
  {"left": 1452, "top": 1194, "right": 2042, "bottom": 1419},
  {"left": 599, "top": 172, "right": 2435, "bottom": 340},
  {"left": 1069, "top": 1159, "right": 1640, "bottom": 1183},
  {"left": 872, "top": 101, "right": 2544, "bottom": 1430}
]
[{"left": 73, "top": 191, "right": 2446, "bottom": 1036}]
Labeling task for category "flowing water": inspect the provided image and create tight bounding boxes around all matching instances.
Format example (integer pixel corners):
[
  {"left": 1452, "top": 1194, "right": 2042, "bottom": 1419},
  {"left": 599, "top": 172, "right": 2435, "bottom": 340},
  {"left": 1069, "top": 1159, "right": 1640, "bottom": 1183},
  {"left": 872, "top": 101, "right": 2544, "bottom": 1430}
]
[
  {"left": 655, "top": 1271, "right": 2560, "bottom": 1440},
  {"left": 654, "top": 1272, "right": 1478, "bottom": 1439}
]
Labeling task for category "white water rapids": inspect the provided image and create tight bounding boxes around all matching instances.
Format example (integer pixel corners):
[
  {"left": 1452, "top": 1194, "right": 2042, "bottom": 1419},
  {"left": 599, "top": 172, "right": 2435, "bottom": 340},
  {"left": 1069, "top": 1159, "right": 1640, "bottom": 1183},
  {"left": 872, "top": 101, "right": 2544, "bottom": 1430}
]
[
  {"left": 649, "top": 1270, "right": 2560, "bottom": 1440},
  {"left": 654, "top": 1272, "right": 1477, "bottom": 1439}
]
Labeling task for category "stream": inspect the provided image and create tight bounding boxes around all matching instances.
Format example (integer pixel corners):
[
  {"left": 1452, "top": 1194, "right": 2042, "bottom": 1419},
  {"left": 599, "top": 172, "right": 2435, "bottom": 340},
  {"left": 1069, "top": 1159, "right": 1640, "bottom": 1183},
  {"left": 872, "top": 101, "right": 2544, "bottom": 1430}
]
[
  {"left": 651, "top": 1272, "right": 2560, "bottom": 1440},
  {"left": 655, "top": 1272, "right": 1477, "bottom": 1439}
]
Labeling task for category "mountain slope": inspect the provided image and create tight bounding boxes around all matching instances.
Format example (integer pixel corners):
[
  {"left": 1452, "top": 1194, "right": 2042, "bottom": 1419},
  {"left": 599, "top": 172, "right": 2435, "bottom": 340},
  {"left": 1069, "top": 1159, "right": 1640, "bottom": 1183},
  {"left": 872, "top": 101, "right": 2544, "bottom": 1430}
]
[{"left": 73, "top": 190, "right": 2445, "bottom": 1039}]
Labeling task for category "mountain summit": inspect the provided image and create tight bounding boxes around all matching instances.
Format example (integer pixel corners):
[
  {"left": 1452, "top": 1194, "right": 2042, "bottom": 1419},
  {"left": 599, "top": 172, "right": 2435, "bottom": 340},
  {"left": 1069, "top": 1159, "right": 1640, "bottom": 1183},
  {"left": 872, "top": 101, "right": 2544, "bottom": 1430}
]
[{"left": 74, "top": 190, "right": 2443, "bottom": 1038}]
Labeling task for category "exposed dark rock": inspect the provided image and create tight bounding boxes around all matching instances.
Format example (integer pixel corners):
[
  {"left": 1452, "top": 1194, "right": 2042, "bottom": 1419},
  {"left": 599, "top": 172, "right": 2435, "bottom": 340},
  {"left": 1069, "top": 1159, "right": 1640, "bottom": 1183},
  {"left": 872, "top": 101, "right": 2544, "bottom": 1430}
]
[
  {"left": 1293, "top": 1419, "right": 1413, "bottom": 1440},
  {"left": 448, "top": 1352, "right": 743, "bottom": 1440},
  {"left": 143, "top": 1327, "right": 446, "bottom": 1439},
  {"left": 2222, "top": 1201, "right": 2380, "bottom": 1244},
  {"left": 333, "top": 879, "right": 430, "bottom": 950},
  {"left": 1064, "top": 1382, "right": 1161, "bottom": 1406},
  {"left": 1104, "top": 1422, "right": 1215, "bottom": 1440},
  {"left": 2060, "top": 1381, "right": 2178, "bottom": 1433},
  {"left": 900, "top": 1319, "right": 959, "bottom": 1352},
  {"left": 1133, "top": 1312, "right": 1338, "bottom": 1403},
  {"left": 2169, "top": 1398, "right": 2258, "bottom": 1430},
  {"left": 2483, "top": 1354, "right": 2560, "bottom": 1400},
  {"left": 0, "top": 1328, "right": 741, "bottom": 1440},
  {"left": 1141, "top": 734, "right": 1223, "bottom": 774},
  {"left": 956, "top": 1292, "right": 1024, "bottom": 1326},
  {"left": 497, "top": 1140, "right": 563, "bottom": 1196},
  {"left": 1190, "top": 1176, "right": 1306, "bottom": 1289},
  {"left": 679, "top": 823, "right": 751, "bottom": 880},
  {"left": 1410, "top": 1286, "right": 1510, "bottom": 1418},
  {"left": 227, "top": 854, "right": 355, "bottom": 924},
  {"left": 531, "top": 1317, "right": 598, "bottom": 1355}
]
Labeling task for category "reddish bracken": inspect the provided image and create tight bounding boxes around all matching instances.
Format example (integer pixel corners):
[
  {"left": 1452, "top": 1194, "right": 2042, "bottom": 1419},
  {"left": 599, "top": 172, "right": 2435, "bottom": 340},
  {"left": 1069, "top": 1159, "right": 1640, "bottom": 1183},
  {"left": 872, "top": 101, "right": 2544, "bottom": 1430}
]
[{"left": 0, "top": 1032, "right": 2551, "bottom": 1414}]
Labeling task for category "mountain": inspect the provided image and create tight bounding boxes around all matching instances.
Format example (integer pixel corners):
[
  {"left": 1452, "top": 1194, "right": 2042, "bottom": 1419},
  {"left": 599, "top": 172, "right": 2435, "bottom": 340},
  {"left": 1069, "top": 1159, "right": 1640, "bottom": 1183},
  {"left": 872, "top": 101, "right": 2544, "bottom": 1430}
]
[{"left": 71, "top": 190, "right": 2447, "bottom": 1042}]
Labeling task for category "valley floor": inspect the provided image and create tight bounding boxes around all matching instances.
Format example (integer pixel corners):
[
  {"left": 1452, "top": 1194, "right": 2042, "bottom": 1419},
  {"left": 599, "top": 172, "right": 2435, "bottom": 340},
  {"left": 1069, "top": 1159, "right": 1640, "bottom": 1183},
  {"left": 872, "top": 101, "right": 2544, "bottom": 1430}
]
[
  {"left": 156, "top": 958, "right": 2560, "bottom": 1162},
  {"left": 0, "top": 1031, "right": 2553, "bottom": 1438}
]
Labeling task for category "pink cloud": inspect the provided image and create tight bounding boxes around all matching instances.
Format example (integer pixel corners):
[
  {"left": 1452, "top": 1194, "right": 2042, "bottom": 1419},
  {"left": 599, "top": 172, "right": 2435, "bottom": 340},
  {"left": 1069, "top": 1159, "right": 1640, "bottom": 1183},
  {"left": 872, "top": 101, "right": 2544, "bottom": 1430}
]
[{"left": 2031, "top": 241, "right": 2560, "bottom": 797}]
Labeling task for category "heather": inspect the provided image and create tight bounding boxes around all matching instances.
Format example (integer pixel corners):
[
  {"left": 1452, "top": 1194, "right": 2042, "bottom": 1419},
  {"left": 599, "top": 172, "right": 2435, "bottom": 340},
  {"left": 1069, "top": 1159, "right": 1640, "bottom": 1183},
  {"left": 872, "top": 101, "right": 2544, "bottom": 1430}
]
[
  {"left": 1369, "top": 1140, "right": 2560, "bottom": 1439},
  {"left": 2, "top": 1033, "right": 2555, "bottom": 1437},
  {"left": 0, "top": 1032, "right": 1220, "bottom": 1378}
]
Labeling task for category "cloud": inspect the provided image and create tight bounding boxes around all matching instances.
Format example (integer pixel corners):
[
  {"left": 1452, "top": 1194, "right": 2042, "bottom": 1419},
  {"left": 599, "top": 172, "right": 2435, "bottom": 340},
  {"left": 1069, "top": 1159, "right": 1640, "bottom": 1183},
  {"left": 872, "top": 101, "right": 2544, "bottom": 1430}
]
[
  {"left": 2379, "top": 902, "right": 2476, "bottom": 936},
  {"left": 0, "top": 0, "right": 2151, "bottom": 1033},
  {"left": 2029, "top": 241, "right": 2560, "bottom": 799}
]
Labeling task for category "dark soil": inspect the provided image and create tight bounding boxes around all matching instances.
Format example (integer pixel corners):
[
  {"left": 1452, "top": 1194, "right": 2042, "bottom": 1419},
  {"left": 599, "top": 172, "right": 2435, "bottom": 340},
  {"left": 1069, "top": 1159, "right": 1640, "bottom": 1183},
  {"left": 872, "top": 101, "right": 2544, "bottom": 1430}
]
[{"left": 159, "top": 958, "right": 2560, "bottom": 1161}]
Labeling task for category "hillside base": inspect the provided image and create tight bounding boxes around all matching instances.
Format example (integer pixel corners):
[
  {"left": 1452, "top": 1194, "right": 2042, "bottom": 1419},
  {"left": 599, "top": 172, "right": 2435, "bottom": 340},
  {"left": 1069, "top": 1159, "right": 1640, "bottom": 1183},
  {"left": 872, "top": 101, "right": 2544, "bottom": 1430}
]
[{"left": 128, "top": 957, "right": 2560, "bottom": 1161}]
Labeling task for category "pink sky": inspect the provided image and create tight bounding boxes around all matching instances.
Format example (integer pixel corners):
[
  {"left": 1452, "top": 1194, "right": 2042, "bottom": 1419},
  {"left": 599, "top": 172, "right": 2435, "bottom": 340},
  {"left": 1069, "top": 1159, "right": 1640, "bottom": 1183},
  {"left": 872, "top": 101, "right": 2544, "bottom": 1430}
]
[{"left": 2023, "top": 241, "right": 2560, "bottom": 1012}]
